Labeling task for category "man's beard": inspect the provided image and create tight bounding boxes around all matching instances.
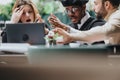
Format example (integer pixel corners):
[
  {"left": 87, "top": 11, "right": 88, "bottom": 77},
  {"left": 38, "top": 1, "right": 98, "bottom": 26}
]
[
  {"left": 96, "top": 7, "right": 107, "bottom": 19},
  {"left": 96, "top": 13, "right": 103, "bottom": 19}
]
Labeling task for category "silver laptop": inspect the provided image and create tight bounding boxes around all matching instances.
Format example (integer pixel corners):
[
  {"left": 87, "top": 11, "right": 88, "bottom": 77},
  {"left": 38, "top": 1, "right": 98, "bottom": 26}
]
[{"left": 6, "top": 23, "right": 45, "bottom": 45}]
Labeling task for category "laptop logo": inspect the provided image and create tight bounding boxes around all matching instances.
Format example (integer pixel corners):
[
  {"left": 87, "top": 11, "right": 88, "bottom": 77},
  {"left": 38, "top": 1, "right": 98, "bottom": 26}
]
[{"left": 22, "top": 34, "right": 29, "bottom": 42}]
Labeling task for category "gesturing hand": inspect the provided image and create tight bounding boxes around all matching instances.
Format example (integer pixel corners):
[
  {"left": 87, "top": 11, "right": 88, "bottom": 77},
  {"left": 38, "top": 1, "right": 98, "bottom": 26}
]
[
  {"left": 54, "top": 28, "right": 73, "bottom": 44},
  {"left": 11, "top": 6, "right": 24, "bottom": 23},
  {"left": 35, "top": 14, "right": 44, "bottom": 23},
  {"left": 48, "top": 14, "right": 68, "bottom": 31}
]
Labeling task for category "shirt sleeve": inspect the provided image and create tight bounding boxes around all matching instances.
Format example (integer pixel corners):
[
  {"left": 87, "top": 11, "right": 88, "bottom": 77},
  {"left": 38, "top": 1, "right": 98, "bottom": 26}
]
[
  {"left": 69, "top": 27, "right": 80, "bottom": 33},
  {"left": 70, "top": 10, "right": 120, "bottom": 43}
]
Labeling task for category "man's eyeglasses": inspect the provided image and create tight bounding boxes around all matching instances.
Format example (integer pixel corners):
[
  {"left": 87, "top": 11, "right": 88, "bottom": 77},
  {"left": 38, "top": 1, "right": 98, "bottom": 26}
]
[{"left": 65, "top": 7, "right": 80, "bottom": 14}]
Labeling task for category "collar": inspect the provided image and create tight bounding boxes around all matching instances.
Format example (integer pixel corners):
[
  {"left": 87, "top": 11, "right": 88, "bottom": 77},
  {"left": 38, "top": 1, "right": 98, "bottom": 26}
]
[
  {"left": 77, "top": 11, "right": 91, "bottom": 29},
  {"left": 104, "top": 8, "right": 118, "bottom": 21}
]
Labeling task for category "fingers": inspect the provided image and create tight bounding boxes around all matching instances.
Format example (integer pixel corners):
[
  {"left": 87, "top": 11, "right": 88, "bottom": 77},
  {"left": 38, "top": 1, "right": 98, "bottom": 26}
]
[
  {"left": 14, "top": 8, "right": 19, "bottom": 13},
  {"left": 44, "top": 27, "right": 49, "bottom": 34},
  {"left": 35, "top": 14, "right": 44, "bottom": 23},
  {"left": 14, "top": 5, "right": 24, "bottom": 13},
  {"left": 18, "top": 6, "right": 24, "bottom": 12},
  {"left": 52, "top": 28, "right": 72, "bottom": 44},
  {"left": 57, "top": 28, "right": 72, "bottom": 42},
  {"left": 50, "top": 13, "right": 57, "bottom": 19},
  {"left": 48, "top": 14, "right": 68, "bottom": 32},
  {"left": 11, "top": 6, "right": 24, "bottom": 23},
  {"left": 48, "top": 15, "right": 62, "bottom": 28},
  {"left": 54, "top": 28, "right": 66, "bottom": 44},
  {"left": 48, "top": 14, "right": 58, "bottom": 22},
  {"left": 54, "top": 28, "right": 64, "bottom": 35},
  {"left": 13, "top": 6, "right": 24, "bottom": 17}
]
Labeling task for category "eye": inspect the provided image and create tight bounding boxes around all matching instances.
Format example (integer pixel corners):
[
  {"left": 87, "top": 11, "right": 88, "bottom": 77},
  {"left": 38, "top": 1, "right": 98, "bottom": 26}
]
[
  {"left": 65, "top": 9, "right": 69, "bottom": 13},
  {"left": 72, "top": 8, "right": 78, "bottom": 12},
  {"left": 94, "top": 2, "right": 97, "bottom": 5},
  {"left": 28, "top": 10, "right": 33, "bottom": 14}
]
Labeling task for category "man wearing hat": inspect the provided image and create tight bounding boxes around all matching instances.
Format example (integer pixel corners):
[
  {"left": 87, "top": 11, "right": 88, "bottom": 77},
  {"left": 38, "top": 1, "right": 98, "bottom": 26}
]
[
  {"left": 53, "top": 0, "right": 120, "bottom": 45},
  {"left": 48, "top": 0, "right": 105, "bottom": 45}
]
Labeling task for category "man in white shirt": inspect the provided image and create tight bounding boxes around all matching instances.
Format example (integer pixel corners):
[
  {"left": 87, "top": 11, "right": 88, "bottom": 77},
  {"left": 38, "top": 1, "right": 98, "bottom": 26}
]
[
  {"left": 54, "top": 0, "right": 120, "bottom": 45},
  {"left": 49, "top": 0, "right": 105, "bottom": 45}
]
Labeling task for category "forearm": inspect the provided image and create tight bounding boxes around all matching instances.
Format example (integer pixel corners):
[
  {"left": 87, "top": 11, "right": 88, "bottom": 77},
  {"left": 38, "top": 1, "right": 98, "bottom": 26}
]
[
  {"left": 69, "top": 26, "right": 107, "bottom": 43},
  {"left": 59, "top": 23, "right": 80, "bottom": 33},
  {"left": 69, "top": 27, "right": 80, "bottom": 33}
]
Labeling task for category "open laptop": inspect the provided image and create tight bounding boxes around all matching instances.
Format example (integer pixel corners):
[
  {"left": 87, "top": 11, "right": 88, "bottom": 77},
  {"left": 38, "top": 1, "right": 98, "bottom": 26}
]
[{"left": 6, "top": 23, "right": 46, "bottom": 45}]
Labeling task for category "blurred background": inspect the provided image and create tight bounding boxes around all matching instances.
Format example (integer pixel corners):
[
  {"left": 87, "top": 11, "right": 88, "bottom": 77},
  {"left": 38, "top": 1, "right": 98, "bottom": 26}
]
[{"left": 0, "top": 0, "right": 95, "bottom": 29}]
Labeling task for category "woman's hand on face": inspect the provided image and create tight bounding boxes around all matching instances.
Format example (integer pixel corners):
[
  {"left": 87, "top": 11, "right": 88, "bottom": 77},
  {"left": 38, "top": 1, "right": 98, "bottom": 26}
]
[
  {"left": 11, "top": 6, "right": 24, "bottom": 23},
  {"left": 35, "top": 14, "right": 49, "bottom": 34},
  {"left": 44, "top": 27, "right": 49, "bottom": 35},
  {"left": 35, "top": 14, "right": 44, "bottom": 23}
]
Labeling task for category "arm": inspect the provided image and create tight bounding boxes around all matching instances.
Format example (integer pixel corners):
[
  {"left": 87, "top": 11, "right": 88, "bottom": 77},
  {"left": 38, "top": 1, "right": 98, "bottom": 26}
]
[
  {"left": 55, "top": 11, "right": 120, "bottom": 44},
  {"left": 11, "top": 6, "right": 24, "bottom": 23},
  {"left": 55, "top": 26, "right": 107, "bottom": 44}
]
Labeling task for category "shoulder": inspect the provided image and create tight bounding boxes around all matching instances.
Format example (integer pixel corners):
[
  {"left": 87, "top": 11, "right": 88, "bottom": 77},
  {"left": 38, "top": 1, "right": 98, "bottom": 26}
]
[
  {"left": 84, "top": 17, "right": 105, "bottom": 28},
  {"left": 109, "top": 10, "right": 120, "bottom": 23},
  {"left": 110, "top": 10, "right": 120, "bottom": 18},
  {"left": 90, "top": 17, "right": 106, "bottom": 27},
  {"left": 69, "top": 23, "right": 75, "bottom": 28},
  {"left": 107, "top": 10, "right": 120, "bottom": 28}
]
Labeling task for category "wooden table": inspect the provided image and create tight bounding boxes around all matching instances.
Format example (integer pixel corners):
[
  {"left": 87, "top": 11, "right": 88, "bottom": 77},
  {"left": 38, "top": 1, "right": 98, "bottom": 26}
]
[{"left": 0, "top": 45, "right": 120, "bottom": 80}]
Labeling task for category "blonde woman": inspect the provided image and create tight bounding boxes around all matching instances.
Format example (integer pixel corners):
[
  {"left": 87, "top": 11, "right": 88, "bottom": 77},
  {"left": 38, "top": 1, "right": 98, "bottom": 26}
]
[{"left": 1, "top": 0, "right": 49, "bottom": 42}]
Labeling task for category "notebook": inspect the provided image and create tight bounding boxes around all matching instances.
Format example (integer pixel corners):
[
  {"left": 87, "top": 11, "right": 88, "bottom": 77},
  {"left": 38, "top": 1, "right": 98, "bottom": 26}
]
[{"left": 6, "top": 23, "right": 46, "bottom": 45}]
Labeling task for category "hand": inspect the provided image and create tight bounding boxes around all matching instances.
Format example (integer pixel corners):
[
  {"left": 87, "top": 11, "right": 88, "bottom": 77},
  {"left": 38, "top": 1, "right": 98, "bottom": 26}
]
[
  {"left": 35, "top": 14, "right": 49, "bottom": 34},
  {"left": 48, "top": 14, "right": 68, "bottom": 31},
  {"left": 54, "top": 28, "right": 73, "bottom": 44},
  {"left": 11, "top": 6, "right": 24, "bottom": 23},
  {"left": 44, "top": 27, "right": 49, "bottom": 35},
  {"left": 35, "top": 14, "right": 44, "bottom": 23}
]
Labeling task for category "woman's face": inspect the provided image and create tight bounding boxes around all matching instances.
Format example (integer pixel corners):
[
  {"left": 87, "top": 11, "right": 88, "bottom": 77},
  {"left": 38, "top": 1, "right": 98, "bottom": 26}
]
[{"left": 20, "top": 4, "right": 35, "bottom": 23}]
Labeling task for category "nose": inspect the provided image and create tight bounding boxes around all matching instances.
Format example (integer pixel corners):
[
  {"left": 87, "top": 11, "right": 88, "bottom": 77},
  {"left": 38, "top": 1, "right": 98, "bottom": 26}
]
[
  {"left": 92, "top": 6, "right": 95, "bottom": 12},
  {"left": 68, "top": 12, "right": 74, "bottom": 16},
  {"left": 25, "top": 12, "right": 30, "bottom": 17}
]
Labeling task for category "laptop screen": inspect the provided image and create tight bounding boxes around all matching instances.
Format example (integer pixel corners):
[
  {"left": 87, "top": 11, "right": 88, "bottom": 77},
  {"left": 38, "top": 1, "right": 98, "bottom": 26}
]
[{"left": 6, "top": 23, "right": 46, "bottom": 45}]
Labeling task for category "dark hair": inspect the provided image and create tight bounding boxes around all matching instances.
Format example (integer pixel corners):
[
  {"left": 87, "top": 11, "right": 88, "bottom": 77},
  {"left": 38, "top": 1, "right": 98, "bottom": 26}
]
[
  {"left": 102, "top": 0, "right": 120, "bottom": 8},
  {"left": 60, "top": 0, "right": 89, "bottom": 7}
]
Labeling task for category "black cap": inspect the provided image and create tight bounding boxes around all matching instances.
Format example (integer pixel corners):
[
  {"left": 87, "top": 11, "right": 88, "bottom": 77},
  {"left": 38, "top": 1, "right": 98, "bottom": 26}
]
[{"left": 60, "top": 0, "right": 89, "bottom": 7}]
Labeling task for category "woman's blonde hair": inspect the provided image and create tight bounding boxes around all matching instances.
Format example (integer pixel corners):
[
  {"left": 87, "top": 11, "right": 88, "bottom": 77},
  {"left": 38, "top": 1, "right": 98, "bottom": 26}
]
[{"left": 12, "top": 0, "right": 39, "bottom": 22}]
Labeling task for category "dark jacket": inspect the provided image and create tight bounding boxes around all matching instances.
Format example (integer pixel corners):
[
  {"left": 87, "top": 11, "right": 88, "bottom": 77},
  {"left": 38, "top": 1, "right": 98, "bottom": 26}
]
[{"left": 69, "top": 17, "right": 106, "bottom": 45}]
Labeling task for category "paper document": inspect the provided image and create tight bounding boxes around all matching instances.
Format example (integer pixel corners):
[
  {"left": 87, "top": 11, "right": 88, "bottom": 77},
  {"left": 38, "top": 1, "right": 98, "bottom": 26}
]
[{"left": 0, "top": 43, "right": 30, "bottom": 53}]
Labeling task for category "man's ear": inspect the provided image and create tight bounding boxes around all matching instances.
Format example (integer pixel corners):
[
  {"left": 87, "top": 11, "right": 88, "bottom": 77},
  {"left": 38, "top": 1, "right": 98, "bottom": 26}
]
[
  {"left": 104, "top": 1, "right": 111, "bottom": 10},
  {"left": 82, "top": 5, "right": 86, "bottom": 10},
  {"left": 81, "top": 5, "right": 86, "bottom": 14}
]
